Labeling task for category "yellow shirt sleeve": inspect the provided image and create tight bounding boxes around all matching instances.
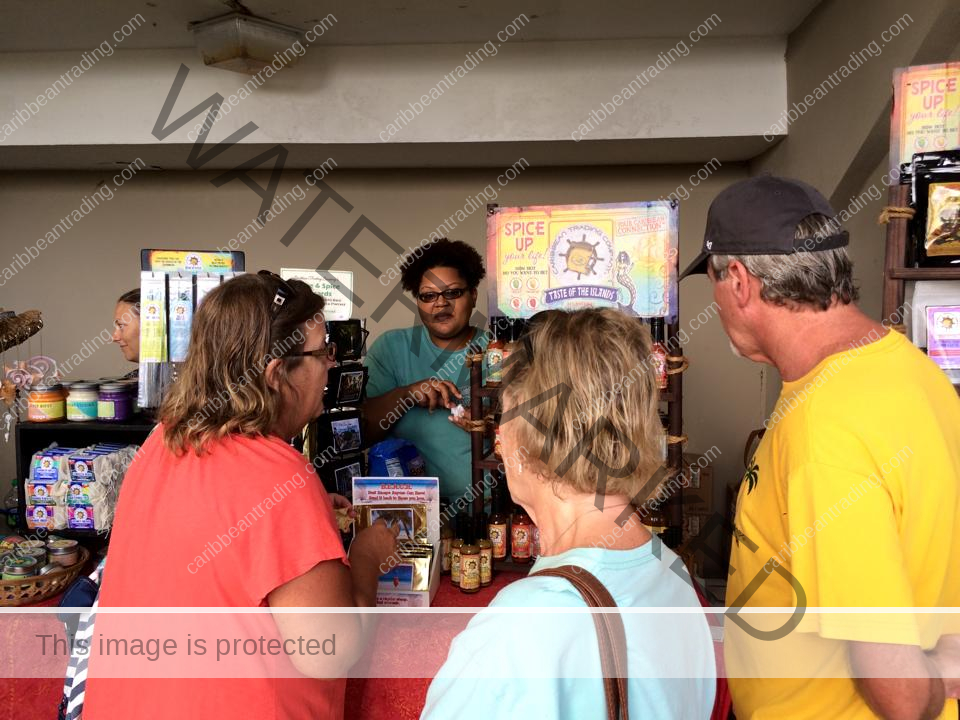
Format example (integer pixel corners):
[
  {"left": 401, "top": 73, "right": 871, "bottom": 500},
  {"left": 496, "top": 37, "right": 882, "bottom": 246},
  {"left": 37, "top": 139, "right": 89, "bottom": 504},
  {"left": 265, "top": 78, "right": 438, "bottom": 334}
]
[{"left": 786, "top": 462, "right": 925, "bottom": 646}]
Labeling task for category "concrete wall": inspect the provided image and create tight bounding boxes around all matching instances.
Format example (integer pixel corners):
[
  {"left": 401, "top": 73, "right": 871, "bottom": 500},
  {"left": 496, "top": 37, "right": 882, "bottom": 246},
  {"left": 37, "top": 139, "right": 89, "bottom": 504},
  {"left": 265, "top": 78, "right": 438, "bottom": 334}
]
[{"left": 0, "top": 163, "right": 755, "bottom": 520}]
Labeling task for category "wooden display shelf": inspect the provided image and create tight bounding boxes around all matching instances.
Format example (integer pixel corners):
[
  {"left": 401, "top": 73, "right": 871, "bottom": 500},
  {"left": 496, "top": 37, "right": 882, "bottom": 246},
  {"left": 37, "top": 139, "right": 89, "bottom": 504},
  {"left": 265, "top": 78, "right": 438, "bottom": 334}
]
[
  {"left": 467, "top": 317, "right": 685, "bottom": 549},
  {"left": 889, "top": 268, "right": 960, "bottom": 280}
]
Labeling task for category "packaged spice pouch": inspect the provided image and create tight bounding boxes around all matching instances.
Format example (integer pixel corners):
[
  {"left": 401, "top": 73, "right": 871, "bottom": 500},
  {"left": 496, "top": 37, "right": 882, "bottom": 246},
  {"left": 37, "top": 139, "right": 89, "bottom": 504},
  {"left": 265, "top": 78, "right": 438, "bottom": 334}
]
[
  {"left": 378, "top": 544, "right": 433, "bottom": 592},
  {"left": 358, "top": 504, "right": 428, "bottom": 543},
  {"left": 926, "top": 183, "right": 960, "bottom": 256}
]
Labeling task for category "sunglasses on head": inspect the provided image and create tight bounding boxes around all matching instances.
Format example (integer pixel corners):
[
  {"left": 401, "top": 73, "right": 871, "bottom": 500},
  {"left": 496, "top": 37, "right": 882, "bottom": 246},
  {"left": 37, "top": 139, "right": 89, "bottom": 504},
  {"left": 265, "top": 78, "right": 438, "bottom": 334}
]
[{"left": 257, "top": 270, "right": 298, "bottom": 316}]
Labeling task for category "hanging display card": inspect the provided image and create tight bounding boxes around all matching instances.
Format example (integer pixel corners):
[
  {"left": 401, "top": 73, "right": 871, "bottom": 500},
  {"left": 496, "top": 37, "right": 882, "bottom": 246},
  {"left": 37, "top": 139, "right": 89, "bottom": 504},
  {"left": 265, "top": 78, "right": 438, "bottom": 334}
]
[
  {"left": 891, "top": 63, "right": 960, "bottom": 177},
  {"left": 280, "top": 269, "right": 354, "bottom": 321},
  {"left": 486, "top": 201, "right": 679, "bottom": 322}
]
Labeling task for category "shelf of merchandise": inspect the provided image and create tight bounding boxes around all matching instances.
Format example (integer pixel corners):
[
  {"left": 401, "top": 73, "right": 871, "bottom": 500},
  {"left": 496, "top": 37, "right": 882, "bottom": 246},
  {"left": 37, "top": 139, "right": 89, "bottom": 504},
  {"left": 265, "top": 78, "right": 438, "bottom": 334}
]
[
  {"left": 466, "top": 320, "right": 685, "bottom": 550},
  {"left": 14, "top": 417, "right": 156, "bottom": 541}
]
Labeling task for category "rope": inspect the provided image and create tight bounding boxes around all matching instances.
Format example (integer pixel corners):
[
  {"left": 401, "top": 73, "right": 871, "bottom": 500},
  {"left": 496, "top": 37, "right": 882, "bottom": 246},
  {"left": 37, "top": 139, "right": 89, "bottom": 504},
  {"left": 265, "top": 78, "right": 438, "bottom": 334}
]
[
  {"left": 666, "top": 355, "right": 689, "bottom": 375},
  {"left": 463, "top": 419, "right": 487, "bottom": 433},
  {"left": 878, "top": 206, "right": 915, "bottom": 224},
  {"left": 889, "top": 323, "right": 907, "bottom": 335},
  {"left": 667, "top": 434, "right": 687, "bottom": 446},
  {"left": 466, "top": 353, "right": 484, "bottom": 367}
]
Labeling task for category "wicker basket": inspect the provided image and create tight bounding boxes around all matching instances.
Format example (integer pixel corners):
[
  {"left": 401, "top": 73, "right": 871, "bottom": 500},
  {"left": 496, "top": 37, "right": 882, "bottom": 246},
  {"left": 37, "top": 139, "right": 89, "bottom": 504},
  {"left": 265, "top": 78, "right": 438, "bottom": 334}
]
[{"left": 0, "top": 546, "right": 90, "bottom": 606}]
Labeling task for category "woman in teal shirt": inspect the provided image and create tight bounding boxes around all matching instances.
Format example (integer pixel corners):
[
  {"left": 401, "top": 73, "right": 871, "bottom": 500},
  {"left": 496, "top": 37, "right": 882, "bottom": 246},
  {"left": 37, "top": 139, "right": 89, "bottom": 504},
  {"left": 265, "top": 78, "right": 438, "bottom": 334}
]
[
  {"left": 364, "top": 238, "right": 488, "bottom": 501},
  {"left": 421, "top": 309, "right": 716, "bottom": 719}
]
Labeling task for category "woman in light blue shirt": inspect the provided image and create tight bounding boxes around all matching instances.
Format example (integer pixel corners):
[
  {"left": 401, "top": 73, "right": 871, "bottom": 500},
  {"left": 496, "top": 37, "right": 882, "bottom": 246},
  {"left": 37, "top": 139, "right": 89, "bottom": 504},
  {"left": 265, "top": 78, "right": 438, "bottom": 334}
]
[{"left": 422, "top": 308, "right": 716, "bottom": 719}]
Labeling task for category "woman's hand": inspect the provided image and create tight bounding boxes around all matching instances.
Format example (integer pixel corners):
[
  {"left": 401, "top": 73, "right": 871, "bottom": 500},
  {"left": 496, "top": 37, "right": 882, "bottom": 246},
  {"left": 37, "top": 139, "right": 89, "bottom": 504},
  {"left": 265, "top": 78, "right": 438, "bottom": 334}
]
[
  {"left": 329, "top": 493, "right": 356, "bottom": 518},
  {"left": 406, "top": 378, "right": 461, "bottom": 413},
  {"left": 350, "top": 519, "right": 400, "bottom": 573}
]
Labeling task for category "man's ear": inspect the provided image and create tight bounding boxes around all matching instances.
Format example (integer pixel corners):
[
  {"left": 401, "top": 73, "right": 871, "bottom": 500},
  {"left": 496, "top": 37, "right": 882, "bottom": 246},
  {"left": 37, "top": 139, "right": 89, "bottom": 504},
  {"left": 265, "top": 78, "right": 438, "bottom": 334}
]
[
  {"left": 264, "top": 357, "right": 283, "bottom": 392},
  {"left": 726, "top": 260, "right": 756, "bottom": 309}
]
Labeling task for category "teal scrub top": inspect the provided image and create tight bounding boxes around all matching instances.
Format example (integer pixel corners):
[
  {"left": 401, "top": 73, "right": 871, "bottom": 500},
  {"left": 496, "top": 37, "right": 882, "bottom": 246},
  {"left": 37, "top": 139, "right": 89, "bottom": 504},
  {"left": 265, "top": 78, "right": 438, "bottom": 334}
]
[{"left": 365, "top": 325, "right": 488, "bottom": 500}]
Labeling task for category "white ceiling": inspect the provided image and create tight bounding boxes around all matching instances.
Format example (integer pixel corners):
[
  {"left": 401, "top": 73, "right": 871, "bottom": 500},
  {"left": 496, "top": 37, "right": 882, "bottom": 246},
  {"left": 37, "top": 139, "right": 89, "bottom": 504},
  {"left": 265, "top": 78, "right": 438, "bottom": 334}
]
[{"left": 0, "top": 0, "right": 823, "bottom": 52}]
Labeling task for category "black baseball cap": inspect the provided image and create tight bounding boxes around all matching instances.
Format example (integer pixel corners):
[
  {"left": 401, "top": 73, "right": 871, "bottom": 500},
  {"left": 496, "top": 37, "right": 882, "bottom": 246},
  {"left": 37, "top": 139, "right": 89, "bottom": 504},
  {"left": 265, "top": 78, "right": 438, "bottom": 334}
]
[{"left": 679, "top": 176, "right": 849, "bottom": 280}]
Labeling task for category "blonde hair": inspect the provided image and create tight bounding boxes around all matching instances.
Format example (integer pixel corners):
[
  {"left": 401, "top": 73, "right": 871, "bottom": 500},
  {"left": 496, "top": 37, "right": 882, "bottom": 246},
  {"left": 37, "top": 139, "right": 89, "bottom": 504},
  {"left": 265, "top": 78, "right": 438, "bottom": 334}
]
[
  {"left": 160, "top": 274, "right": 324, "bottom": 454},
  {"left": 501, "top": 308, "right": 663, "bottom": 500}
]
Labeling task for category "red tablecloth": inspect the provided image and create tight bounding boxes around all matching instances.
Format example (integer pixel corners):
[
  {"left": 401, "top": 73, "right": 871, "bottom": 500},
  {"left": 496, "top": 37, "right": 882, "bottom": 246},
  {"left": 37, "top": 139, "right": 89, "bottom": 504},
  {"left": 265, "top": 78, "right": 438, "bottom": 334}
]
[
  {"left": 0, "top": 571, "right": 525, "bottom": 720},
  {"left": 345, "top": 570, "right": 524, "bottom": 720}
]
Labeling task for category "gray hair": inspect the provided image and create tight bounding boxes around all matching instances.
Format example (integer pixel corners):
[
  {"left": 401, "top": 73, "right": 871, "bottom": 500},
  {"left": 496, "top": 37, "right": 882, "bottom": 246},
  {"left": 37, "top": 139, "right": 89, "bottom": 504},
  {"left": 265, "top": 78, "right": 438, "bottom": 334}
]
[{"left": 708, "top": 214, "right": 859, "bottom": 311}]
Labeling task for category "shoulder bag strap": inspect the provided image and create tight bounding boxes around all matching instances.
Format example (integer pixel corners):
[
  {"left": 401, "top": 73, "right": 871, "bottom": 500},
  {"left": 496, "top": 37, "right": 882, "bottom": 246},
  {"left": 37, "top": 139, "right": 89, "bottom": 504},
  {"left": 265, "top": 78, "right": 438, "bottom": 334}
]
[{"left": 532, "top": 565, "right": 630, "bottom": 720}]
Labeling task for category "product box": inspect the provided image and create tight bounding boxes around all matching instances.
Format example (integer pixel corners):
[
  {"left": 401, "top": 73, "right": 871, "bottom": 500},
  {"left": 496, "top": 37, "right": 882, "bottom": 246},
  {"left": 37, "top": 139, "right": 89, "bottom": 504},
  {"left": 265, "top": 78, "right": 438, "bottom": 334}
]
[
  {"left": 67, "top": 505, "right": 95, "bottom": 530},
  {"left": 927, "top": 305, "right": 960, "bottom": 371},
  {"left": 352, "top": 477, "right": 442, "bottom": 607},
  {"left": 681, "top": 453, "right": 715, "bottom": 510},
  {"left": 26, "top": 504, "right": 56, "bottom": 530},
  {"left": 68, "top": 454, "right": 98, "bottom": 484},
  {"left": 25, "top": 482, "right": 55, "bottom": 505},
  {"left": 67, "top": 482, "right": 92, "bottom": 506},
  {"left": 30, "top": 448, "right": 76, "bottom": 484}
]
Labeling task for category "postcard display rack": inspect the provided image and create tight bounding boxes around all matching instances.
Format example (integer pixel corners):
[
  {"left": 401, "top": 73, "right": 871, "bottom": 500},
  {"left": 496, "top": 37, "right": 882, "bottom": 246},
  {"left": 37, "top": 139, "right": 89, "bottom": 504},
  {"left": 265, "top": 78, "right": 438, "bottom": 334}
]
[
  {"left": 881, "top": 63, "right": 960, "bottom": 391},
  {"left": 470, "top": 202, "right": 688, "bottom": 549},
  {"left": 138, "top": 249, "right": 246, "bottom": 409}
]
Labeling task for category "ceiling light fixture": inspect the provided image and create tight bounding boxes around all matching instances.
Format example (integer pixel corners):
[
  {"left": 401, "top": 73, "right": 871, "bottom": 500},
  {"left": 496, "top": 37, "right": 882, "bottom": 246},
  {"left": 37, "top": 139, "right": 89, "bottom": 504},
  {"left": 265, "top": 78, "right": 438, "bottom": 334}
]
[{"left": 189, "top": 12, "right": 304, "bottom": 75}]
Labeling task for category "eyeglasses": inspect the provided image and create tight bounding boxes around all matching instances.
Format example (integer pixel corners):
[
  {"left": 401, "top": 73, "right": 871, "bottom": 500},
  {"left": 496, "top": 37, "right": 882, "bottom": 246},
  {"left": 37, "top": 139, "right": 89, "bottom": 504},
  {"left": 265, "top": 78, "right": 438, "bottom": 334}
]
[
  {"left": 257, "top": 270, "right": 297, "bottom": 315},
  {"left": 286, "top": 342, "right": 337, "bottom": 362},
  {"left": 416, "top": 288, "right": 467, "bottom": 304}
]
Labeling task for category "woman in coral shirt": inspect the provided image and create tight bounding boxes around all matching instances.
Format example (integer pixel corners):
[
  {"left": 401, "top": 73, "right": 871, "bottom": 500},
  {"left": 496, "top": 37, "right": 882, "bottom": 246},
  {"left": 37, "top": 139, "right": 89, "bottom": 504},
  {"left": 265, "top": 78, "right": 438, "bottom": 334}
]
[{"left": 84, "top": 273, "right": 396, "bottom": 720}]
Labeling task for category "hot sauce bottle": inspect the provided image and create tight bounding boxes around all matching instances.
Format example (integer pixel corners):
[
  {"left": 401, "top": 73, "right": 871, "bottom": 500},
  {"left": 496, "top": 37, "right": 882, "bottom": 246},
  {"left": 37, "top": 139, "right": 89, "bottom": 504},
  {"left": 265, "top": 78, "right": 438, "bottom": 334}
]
[
  {"left": 531, "top": 525, "right": 541, "bottom": 560},
  {"left": 511, "top": 504, "right": 533, "bottom": 564},
  {"left": 484, "top": 319, "right": 505, "bottom": 386},
  {"left": 650, "top": 317, "right": 668, "bottom": 390},
  {"left": 478, "top": 539, "right": 493, "bottom": 586},
  {"left": 488, "top": 483, "right": 509, "bottom": 560}
]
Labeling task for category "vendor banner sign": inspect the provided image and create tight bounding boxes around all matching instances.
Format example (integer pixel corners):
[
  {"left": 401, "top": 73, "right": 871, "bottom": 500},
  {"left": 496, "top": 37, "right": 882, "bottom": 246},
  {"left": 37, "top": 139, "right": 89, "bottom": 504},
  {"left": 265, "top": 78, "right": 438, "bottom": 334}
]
[{"left": 486, "top": 201, "right": 678, "bottom": 322}]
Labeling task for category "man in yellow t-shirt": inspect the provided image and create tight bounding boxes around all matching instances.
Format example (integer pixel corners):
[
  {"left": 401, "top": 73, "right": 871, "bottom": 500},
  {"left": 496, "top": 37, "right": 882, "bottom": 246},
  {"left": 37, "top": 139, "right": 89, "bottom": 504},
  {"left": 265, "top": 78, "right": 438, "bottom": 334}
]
[{"left": 680, "top": 176, "right": 960, "bottom": 719}]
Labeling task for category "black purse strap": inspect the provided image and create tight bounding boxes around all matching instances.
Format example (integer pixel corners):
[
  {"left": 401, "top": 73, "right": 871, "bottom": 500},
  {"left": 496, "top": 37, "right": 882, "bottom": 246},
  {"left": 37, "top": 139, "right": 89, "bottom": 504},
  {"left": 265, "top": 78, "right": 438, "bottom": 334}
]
[{"left": 532, "top": 565, "right": 629, "bottom": 720}]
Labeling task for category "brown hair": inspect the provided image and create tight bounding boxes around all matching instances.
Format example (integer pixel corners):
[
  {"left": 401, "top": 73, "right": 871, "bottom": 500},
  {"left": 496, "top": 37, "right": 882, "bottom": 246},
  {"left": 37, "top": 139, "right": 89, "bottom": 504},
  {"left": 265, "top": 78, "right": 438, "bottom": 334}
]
[
  {"left": 159, "top": 273, "right": 324, "bottom": 454},
  {"left": 501, "top": 309, "right": 663, "bottom": 500},
  {"left": 117, "top": 288, "right": 140, "bottom": 315}
]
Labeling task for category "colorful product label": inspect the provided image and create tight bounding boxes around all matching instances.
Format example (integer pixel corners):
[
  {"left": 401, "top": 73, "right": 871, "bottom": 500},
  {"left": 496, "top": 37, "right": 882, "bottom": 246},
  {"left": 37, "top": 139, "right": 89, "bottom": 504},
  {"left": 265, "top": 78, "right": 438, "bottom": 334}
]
[
  {"left": 489, "top": 524, "right": 507, "bottom": 559},
  {"left": 27, "top": 505, "right": 56, "bottom": 530},
  {"left": 512, "top": 523, "right": 532, "bottom": 559},
  {"left": 25, "top": 483, "right": 53, "bottom": 504},
  {"left": 480, "top": 549, "right": 492, "bottom": 584},
  {"left": 66, "top": 399, "right": 98, "bottom": 420},
  {"left": 451, "top": 547, "right": 462, "bottom": 582},
  {"left": 28, "top": 398, "right": 65, "bottom": 422},
  {"left": 67, "top": 506, "right": 95, "bottom": 530},
  {"left": 460, "top": 554, "right": 480, "bottom": 591},
  {"left": 69, "top": 456, "right": 97, "bottom": 483},
  {"left": 31, "top": 453, "right": 68, "bottom": 482},
  {"left": 67, "top": 483, "right": 92, "bottom": 506}
]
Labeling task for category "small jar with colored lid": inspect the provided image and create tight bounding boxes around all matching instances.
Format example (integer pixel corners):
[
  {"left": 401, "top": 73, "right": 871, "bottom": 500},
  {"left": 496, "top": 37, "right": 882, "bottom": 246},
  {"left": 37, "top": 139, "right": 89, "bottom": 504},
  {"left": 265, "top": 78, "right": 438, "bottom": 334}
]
[
  {"left": 27, "top": 384, "right": 66, "bottom": 422},
  {"left": 67, "top": 382, "right": 99, "bottom": 422},
  {"left": 18, "top": 546, "right": 46, "bottom": 565},
  {"left": 98, "top": 382, "right": 132, "bottom": 422},
  {"left": 47, "top": 539, "right": 80, "bottom": 567},
  {"left": 2, "top": 556, "right": 38, "bottom": 580}
]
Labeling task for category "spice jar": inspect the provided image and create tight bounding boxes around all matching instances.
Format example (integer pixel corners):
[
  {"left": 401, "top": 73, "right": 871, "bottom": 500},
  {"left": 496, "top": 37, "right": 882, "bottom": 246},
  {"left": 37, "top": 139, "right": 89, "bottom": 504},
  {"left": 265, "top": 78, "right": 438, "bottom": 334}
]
[
  {"left": 18, "top": 547, "right": 46, "bottom": 565},
  {"left": 47, "top": 539, "right": 80, "bottom": 567},
  {"left": 450, "top": 539, "right": 463, "bottom": 585},
  {"left": 66, "top": 382, "right": 99, "bottom": 422},
  {"left": 511, "top": 504, "right": 533, "bottom": 564},
  {"left": 27, "top": 384, "right": 66, "bottom": 422},
  {"left": 2, "top": 556, "right": 38, "bottom": 580},
  {"left": 459, "top": 542, "right": 480, "bottom": 594},
  {"left": 478, "top": 539, "right": 493, "bottom": 586},
  {"left": 98, "top": 383, "right": 132, "bottom": 422}
]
